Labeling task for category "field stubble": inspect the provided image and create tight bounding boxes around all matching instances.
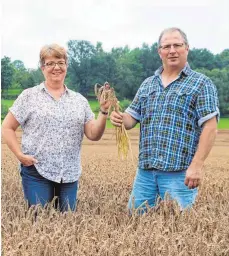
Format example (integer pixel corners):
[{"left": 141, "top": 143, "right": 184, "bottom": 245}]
[{"left": 1, "top": 129, "right": 229, "bottom": 256}]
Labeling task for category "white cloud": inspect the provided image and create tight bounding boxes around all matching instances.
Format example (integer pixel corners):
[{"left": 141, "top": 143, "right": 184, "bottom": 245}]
[{"left": 2, "top": 0, "right": 229, "bottom": 68}]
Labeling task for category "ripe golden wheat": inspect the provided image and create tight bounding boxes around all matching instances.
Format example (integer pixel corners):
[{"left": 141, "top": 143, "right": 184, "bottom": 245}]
[{"left": 2, "top": 125, "right": 229, "bottom": 256}]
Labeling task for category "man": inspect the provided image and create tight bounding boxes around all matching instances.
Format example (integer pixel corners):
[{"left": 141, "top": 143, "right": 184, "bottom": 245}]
[{"left": 110, "top": 27, "right": 219, "bottom": 212}]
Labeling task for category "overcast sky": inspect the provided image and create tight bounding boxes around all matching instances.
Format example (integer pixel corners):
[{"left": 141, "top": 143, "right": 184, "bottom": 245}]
[{"left": 2, "top": 0, "right": 229, "bottom": 69}]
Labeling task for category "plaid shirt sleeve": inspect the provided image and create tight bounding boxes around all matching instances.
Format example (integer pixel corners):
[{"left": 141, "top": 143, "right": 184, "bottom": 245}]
[
  {"left": 125, "top": 78, "right": 150, "bottom": 121},
  {"left": 9, "top": 89, "right": 30, "bottom": 126},
  {"left": 196, "top": 78, "right": 220, "bottom": 127}
]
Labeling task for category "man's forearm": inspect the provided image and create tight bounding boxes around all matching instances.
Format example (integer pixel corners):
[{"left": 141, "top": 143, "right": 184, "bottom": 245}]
[
  {"left": 123, "top": 113, "right": 138, "bottom": 130},
  {"left": 191, "top": 118, "right": 217, "bottom": 168}
]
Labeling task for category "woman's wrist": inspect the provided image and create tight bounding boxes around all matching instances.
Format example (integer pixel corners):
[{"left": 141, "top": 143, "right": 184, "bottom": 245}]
[{"left": 99, "top": 108, "right": 108, "bottom": 115}]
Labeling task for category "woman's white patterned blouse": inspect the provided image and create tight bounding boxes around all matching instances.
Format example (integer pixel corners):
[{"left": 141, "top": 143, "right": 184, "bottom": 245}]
[{"left": 9, "top": 83, "right": 95, "bottom": 183}]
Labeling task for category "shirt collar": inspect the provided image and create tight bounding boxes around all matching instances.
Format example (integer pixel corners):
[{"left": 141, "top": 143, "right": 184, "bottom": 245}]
[
  {"left": 38, "top": 82, "right": 45, "bottom": 91},
  {"left": 154, "top": 63, "right": 192, "bottom": 77},
  {"left": 38, "top": 82, "right": 70, "bottom": 94}
]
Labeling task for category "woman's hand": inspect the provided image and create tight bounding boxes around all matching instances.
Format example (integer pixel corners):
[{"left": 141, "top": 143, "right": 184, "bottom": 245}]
[
  {"left": 99, "top": 82, "right": 112, "bottom": 112},
  {"left": 99, "top": 98, "right": 111, "bottom": 113},
  {"left": 17, "top": 152, "right": 38, "bottom": 166}
]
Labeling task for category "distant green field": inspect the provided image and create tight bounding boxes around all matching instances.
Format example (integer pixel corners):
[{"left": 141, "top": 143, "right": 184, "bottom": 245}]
[
  {"left": 1, "top": 97, "right": 229, "bottom": 129},
  {"left": 217, "top": 118, "right": 229, "bottom": 129},
  {"left": 1, "top": 99, "right": 15, "bottom": 108},
  {"left": 89, "top": 100, "right": 100, "bottom": 112},
  {"left": 6, "top": 88, "right": 23, "bottom": 96},
  {"left": 2, "top": 89, "right": 23, "bottom": 98}
]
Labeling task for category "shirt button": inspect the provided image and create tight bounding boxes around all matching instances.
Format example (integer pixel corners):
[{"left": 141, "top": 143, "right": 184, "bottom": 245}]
[{"left": 159, "top": 155, "right": 163, "bottom": 160}]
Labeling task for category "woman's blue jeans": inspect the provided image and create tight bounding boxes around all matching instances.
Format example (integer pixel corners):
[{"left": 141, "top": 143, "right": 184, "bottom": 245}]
[
  {"left": 128, "top": 168, "right": 198, "bottom": 212},
  {"left": 20, "top": 165, "right": 78, "bottom": 212}
]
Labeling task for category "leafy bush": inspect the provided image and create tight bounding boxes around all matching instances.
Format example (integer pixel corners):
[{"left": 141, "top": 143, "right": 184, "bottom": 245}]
[
  {"left": 1, "top": 104, "right": 9, "bottom": 120},
  {"left": 119, "top": 98, "right": 131, "bottom": 111}
]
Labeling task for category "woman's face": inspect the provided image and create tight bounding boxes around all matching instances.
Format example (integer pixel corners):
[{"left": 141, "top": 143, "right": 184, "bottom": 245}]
[{"left": 41, "top": 57, "right": 67, "bottom": 84}]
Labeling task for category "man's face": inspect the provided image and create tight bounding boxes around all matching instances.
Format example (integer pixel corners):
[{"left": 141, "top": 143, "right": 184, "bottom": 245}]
[
  {"left": 158, "top": 31, "right": 189, "bottom": 70},
  {"left": 41, "top": 57, "right": 67, "bottom": 84}
]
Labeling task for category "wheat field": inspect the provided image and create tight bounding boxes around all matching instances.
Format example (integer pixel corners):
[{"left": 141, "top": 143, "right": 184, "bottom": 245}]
[{"left": 1, "top": 129, "right": 229, "bottom": 256}]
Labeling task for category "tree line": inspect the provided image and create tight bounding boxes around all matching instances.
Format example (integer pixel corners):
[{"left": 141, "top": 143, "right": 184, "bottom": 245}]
[{"left": 1, "top": 40, "right": 229, "bottom": 116}]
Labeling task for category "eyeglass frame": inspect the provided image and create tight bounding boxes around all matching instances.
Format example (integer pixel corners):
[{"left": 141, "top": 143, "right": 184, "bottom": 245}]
[
  {"left": 43, "top": 61, "right": 67, "bottom": 69},
  {"left": 159, "top": 43, "right": 186, "bottom": 51}
]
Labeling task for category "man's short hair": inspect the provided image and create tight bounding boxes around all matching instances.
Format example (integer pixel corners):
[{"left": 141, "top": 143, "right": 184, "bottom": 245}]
[{"left": 157, "top": 27, "right": 189, "bottom": 48}]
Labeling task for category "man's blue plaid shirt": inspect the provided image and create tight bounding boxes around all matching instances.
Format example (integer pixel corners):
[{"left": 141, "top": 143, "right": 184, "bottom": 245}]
[{"left": 126, "top": 64, "right": 219, "bottom": 171}]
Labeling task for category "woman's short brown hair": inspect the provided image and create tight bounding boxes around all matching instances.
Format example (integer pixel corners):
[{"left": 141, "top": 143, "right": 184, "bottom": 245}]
[{"left": 39, "top": 43, "right": 68, "bottom": 66}]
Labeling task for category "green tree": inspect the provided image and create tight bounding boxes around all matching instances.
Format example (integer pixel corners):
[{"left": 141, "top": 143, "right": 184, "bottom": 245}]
[
  {"left": 12, "top": 60, "right": 26, "bottom": 71},
  {"left": 1, "top": 56, "right": 14, "bottom": 94},
  {"left": 90, "top": 52, "right": 117, "bottom": 89},
  {"left": 29, "top": 68, "right": 44, "bottom": 85},
  {"left": 139, "top": 43, "right": 161, "bottom": 80},
  {"left": 67, "top": 40, "right": 96, "bottom": 96},
  {"left": 3, "top": 42, "right": 228, "bottom": 115},
  {"left": 12, "top": 61, "right": 36, "bottom": 89},
  {"left": 215, "top": 49, "right": 229, "bottom": 69},
  {"left": 114, "top": 47, "right": 143, "bottom": 99},
  {"left": 196, "top": 67, "right": 229, "bottom": 116},
  {"left": 111, "top": 46, "right": 130, "bottom": 59},
  {"left": 188, "top": 48, "right": 217, "bottom": 70}
]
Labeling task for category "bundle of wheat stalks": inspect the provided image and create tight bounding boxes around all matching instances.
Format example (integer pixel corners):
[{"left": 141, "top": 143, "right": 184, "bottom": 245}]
[{"left": 95, "top": 82, "right": 132, "bottom": 159}]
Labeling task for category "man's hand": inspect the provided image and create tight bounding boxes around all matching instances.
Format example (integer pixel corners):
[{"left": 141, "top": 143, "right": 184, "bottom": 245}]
[
  {"left": 184, "top": 164, "right": 203, "bottom": 189},
  {"left": 110, "top": 111, "right": 123, "bottom": 127},
  {"left": 17, "top": 152, "right": 38, "bottom": 166},
  {"left": 184, "top": 117, "right": 217, "bottom": 190}
]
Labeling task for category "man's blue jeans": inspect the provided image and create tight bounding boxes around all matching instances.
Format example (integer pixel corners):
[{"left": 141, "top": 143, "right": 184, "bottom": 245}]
[
  {"left": 20, "top": 165, "right": 78, "bottom": 212},
  {"left": 128, "top": 168, "right": 198, "bottom": 212}
]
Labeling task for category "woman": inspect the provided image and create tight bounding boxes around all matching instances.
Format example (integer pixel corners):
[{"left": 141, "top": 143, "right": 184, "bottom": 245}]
[{"left": 2, "top": 43, "right": 110, "bottom": 212}]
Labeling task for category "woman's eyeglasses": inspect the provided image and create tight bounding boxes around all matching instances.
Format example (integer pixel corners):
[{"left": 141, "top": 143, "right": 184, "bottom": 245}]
[{"left": 44, "top": 61, "right": 66, "bottom": 68}]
